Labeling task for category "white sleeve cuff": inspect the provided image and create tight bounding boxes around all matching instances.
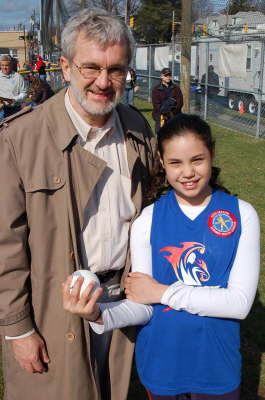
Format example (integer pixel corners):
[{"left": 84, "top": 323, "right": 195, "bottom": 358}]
[
  {"left": 5, "top": 328, "right": 35, "bottom": 340},
  {"left": 13, "top": 92, "right": 27, "bottom": 102},
  {"left": 89, "top": 300, "right": 153, "bottom": 334},
  {"left": 161, "top": 280, "right": 193, "bottom": 310}
]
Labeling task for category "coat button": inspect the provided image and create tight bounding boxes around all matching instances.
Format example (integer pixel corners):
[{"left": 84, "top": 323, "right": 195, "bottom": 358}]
[
  {"left": 53, "top": 176, "right": 61, "bottom": 184},
  {"left": 66, "top": 332, "right": 75, "bottom": 342}
]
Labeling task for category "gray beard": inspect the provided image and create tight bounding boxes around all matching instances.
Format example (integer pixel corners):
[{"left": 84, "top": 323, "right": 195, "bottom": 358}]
[{"left": 70, "top": 83, "right": 121, "bottom": 116}]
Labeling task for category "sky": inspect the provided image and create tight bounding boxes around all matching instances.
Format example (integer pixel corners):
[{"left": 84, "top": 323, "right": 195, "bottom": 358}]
[
  {"left": 0, "top": 0, "right": 39, "bottom": 30},
  {"left": 213, "top": 0, "right": 229, "bottom": 11},
  {"left": 0, "top": 0, "right": 229, "bottom": 31}
]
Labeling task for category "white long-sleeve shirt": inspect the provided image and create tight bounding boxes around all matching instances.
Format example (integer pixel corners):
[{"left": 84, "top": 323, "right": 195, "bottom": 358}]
[
  {"left": 0, "top": 71, "right": 27, "bottom": 103},
  {"left": 91, "top": 197, "right": 260, "bottom": 334}
]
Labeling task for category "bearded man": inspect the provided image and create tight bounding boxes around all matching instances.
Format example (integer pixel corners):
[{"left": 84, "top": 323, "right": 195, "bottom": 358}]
[{"left": 0, "top": 8, "right": 155, "bottom": 400}]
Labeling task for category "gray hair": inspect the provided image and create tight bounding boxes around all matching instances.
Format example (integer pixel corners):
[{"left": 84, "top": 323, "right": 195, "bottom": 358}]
[
  {"left": 0, "top": 55, "right": 12, "bottom": 62},
  {"left": 61, "top": 8, "right": 135, "bottom": 64}
]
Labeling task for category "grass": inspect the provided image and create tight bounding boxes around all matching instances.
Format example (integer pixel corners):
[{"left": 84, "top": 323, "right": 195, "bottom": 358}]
[{"left": 1, "top": 97, "right": 265, "bottom": 399}]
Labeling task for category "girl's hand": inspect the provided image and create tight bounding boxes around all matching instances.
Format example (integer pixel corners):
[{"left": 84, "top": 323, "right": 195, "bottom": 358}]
[
  {"left": 62, "top": 276, "right": 103, "bottom": 322},
  {"left": 124, "top": 272, "right": 168, "bottom": 304}
]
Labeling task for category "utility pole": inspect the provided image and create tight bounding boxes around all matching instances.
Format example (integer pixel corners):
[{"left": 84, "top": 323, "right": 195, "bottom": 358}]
[
  {"left": 125, "top": 0, "right": 128, "bottom": 24},
  {"left": 39, "top": 0, "right": 44, "bottom": 57},
  {"left": 23, "top": 25, "right": 27, "bottom": 63},
  {"left": 107, "top": 0, "right": 113, "bottom": 12},
  {"left": 32, "top": 9, "right": 36, "bottom": 55},
  {"left": 180, "top": 0, "right": 192, "bottom": 113},
  {"left": 56, "top": 0, "right": 61, "bottom": 49},
  {"left": 171, "top": 11, "right": 175, "bottom": 81}
]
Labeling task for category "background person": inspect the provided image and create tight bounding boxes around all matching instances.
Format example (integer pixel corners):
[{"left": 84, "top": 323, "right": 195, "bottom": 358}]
[
  {"left": 124, "top": 66, "right": 137, "bottom": 105},
  {"left": 28, "top": 72, "right": 54, "bottom": 106},
  {"left": 35, "top": 55, "right": 47, "bottom": 81},
  {"left": 152, "top": 67, "right": 183, "bottom": 133},
  {"left": 0, "top": 55, "right": 27, "bottom": 120},
  {"left": 63, "top": 114, "right": 260, "bottom": 400},
  {"left": 0, "top": 8, "right": 155, "bottom": 400},
  {"left": 201, "top": 65, "right": 220, "bottom": 98}
]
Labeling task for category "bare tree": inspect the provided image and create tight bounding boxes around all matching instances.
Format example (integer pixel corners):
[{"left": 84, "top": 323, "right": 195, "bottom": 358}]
[
  {"left": 254, "top": 0, "right": 265, "bottom": 13},
  {"left": 66, "top": 0, "right": 141, "bottom": 17},
  {"left": 42, "top": 0, "right": 69, "bottom": 55},
  {"left": 224, "top": 0, "right": 254, "bottom": 15},
  {"left": 41, "top": 0, "right": 142, "bottom": 56},
  {"left": 66, "top": 0, "right": 93, "bottom": 15},
  {"left": 192, "top": 0, "right": 215, "bottom": 21},
  {"left": 119, "top": 0, "right": 141, "bottom": 19}
]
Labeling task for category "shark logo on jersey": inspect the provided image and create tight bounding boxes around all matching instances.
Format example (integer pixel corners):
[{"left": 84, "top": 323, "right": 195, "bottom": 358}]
[{"left": 160, "top": 242, "right": 210, "bottom": 286}]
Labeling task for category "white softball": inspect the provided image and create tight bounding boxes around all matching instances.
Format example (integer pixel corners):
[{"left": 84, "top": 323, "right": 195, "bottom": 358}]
[{"left": 70, "top": 270, "right": 100, "bottom": 296}]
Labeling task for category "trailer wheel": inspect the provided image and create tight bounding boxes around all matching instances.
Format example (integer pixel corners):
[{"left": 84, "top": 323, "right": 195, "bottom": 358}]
[
  {"left": 228, "top": 94, "right": 237, "bottom": 110},
  {"left": 247, "top": 97, "right": 258, "bottom": 115}
]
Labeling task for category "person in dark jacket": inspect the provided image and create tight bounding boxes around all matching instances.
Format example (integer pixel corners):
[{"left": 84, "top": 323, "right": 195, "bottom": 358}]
[
  {"left": 28, "top": 73, "right": 54, "bottom": 106},
  {"left": 201, "top": 65, "right": 220, "bottom": 98},
  {"left": 152, "top": 67, "right": 183, "bottom": 133}
]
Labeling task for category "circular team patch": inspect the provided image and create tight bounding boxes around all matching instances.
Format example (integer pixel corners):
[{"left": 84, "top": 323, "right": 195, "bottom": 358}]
[{"left": 208, "top": 210, "right": 237, "bottom": 237}]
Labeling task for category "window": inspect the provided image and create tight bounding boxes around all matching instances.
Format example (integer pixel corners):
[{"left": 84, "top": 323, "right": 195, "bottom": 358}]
[
  {"left": 246, "top": 45, "right": 251, "bottom": 70},
  {"left": 0, "top": 47, "right": 9, "bottom": 55},
  {"left": 10, "top": 49, "right": 18, "bottom": 57}
]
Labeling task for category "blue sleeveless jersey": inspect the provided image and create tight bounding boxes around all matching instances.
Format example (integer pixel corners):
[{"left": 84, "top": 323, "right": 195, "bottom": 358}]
[{"left": 135, "top": 190, "right": 242, "bottom": 396}]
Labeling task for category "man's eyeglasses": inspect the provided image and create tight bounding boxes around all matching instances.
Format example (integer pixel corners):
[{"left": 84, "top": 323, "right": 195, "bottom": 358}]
[{"left": 73, "top": 62, "right": 127, "bottom": 81}]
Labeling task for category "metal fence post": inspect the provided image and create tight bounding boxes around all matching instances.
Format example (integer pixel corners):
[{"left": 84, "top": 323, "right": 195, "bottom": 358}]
[
  {"left": 172, "top": 11, "right": 175, "bottom": 80},
  {"left": 256, "top": 39, "right": 265, "bottom": 139},
  {"left": 148, "top": 45, "right": 152, "bottom": 102},
  {"left": 203, "top": 42, "right": 209, "bottom": 121},
  {"left": 172, "top": 41, "right": 175, "bottom": 81}
]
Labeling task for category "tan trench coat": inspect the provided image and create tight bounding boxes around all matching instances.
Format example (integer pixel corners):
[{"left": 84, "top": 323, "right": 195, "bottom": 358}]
[{"left": 0, "top": 89, "right": 155, "bottom": 400}]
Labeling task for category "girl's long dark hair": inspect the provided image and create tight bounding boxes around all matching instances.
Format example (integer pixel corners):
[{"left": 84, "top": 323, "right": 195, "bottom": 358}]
[{"left": 146, "top": 114, "right": 230, "bottom": 204}]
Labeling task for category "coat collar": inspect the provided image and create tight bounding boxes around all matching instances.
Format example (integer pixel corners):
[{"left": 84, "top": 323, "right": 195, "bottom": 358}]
[
  {"left": 43, "top": 88, "right": 78, "bottom": 151},
  {"left": 157, "top": 81, "right": 175, "bottom": 91}
]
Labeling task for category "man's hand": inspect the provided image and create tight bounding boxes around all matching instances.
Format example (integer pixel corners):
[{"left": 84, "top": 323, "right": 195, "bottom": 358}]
[
  {"left": 0, "top": 96, "right": 14, "bottom": 105},
  {"left": 11, "top": 332, "right": 50, "bottom": 373},
  {"left": 124, "top": 272, "right": 168, "bottom": 304},
  {"left": 62, "top": 276, "right": 103, "bottom": 322}
]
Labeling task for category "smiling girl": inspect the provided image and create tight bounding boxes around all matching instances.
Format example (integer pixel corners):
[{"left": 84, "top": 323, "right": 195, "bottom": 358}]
[{"left": 62, "top": 114, "right": 260, "bottom": 400}]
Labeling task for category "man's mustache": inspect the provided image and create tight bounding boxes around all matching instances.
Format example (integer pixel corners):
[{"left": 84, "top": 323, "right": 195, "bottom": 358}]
[{"left": 85, "top": 87, "right": 115, "bottom": 96}]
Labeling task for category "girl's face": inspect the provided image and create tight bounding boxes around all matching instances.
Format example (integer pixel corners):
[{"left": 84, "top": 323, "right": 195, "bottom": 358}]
[{"left": 160, "top": 132, "right": 213, "bottom": 206}]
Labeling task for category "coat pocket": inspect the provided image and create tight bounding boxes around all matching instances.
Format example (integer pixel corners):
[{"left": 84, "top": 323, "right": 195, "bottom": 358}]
[{"left": 24, "top": 175, "right": 65, "bottom": 193}]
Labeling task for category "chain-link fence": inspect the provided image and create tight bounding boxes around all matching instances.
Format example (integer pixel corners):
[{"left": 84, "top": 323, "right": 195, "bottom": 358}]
[
  {"left": 132, "top": 43, "right": 181, "bottom": 102},
  {"left": 19, "top": 67, "right": 64, "bottom": 92},
  {"left": 133, "top": 35, "right": 265, "bottom": 139}
]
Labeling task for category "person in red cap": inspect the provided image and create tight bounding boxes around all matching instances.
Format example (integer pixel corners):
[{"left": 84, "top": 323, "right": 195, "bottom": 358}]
[
  {"left": 152, "top": 67, "right": 183, "bottom": 133},
  {"left": 35, "top": 56, "right": 46, "bottom": 81}
]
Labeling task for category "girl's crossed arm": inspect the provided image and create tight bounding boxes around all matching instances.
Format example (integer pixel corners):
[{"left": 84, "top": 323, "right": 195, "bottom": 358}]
[{"left": 126, "top": 200, "right": 260, "bottom": 320}]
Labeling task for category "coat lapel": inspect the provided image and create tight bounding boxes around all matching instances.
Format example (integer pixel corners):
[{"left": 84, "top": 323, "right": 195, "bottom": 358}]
[
  {"left": 43, "top": 93, "right": 152, "bottom": 262},
  {"left": 44, "top": 89, "right": 107, "bottom": 260}
]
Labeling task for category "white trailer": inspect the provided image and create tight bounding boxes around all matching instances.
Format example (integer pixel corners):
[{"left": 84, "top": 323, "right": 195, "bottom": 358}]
[{"left": 191, "top": 37, "right": 265, "bottom": 114}]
